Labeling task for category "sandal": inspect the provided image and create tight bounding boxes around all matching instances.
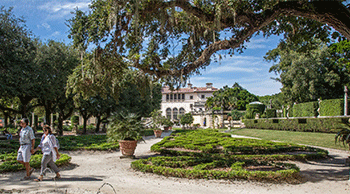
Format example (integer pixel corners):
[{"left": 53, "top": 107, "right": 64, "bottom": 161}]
[
  {"left": 54, "top": 174, "right": 61, "bottom": 179},
  {"left": 34, "top": 176, "right": 43, "bottom": 182}
]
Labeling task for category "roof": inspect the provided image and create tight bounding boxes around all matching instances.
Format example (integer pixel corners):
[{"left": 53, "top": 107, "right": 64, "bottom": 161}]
[{"left": 162, "top": 86, "right": 218, "bottom": 94}]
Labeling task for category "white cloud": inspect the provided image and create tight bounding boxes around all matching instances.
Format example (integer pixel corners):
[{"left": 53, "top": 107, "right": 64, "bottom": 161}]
[
  {"left": 50, "top": 31, "right": 61, "bottom": 37},
  {"left": 38, "top": 1, "right": 90, "bottom": 20},
  {"left": 37, "top": 23, "right": 51, "bottom": 30},
  {"left": 244, "top": 38, "right": 270, "bottom": 49}
]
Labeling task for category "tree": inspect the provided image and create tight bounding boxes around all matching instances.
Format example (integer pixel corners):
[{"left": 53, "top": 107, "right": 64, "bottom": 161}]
[
  {"left": 67, "top": 1, "right": 350, "bottom": 92},
  {"left": 0, "top": 7, "right": 40, "bottom": 117},
  {"left": 35, "top": 40, "right": 80, "bottom": 129},
  {"left": 180, "top": 113, "right": 194, "bottom": 129},
  {"left": 208, "top": 83, "right": 258, "bottom": 111},
  {"left": 265, "top": 39, "right": 349, "bottom": 103}
]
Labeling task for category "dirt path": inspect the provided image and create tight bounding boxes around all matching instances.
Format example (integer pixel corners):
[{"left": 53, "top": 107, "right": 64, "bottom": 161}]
[{"left": 1, "top": 131, "right": 350, "bottom": 194}]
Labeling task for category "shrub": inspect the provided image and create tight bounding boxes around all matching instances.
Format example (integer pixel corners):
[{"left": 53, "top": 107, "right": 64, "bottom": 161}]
[
  {"left": 293, "top": 101, "right": 318, "bottom": 117},
  {"left": 243, "top": 117, "right": 350, "bottom": 133},
  {"left": 245, "top": 104, "right": 265, "bottom": 119},
  {"left": 319, "top": 98, "right": 350, "bottom": 116}
]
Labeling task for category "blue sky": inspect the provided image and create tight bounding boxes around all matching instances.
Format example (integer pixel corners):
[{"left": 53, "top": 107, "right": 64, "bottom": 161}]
[{"left": 2, "top": 0, "right": 283, "bottom": 96}]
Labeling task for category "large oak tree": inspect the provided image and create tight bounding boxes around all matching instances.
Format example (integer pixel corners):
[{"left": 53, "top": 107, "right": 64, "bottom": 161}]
[{"left": 67, "top": 0, "right": 350, "bottom": 94}]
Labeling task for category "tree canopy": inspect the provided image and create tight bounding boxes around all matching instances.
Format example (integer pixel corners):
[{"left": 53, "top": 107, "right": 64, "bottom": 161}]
[
  {"left": 68, "top": 0, "right": 350, "bottom": 92},
  {"left": 206, "top": 83, "right": 258, "bottom": 111}
]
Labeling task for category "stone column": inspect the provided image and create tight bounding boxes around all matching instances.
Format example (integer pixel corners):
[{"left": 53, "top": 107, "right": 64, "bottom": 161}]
[{"left": 345, "top": 86, "right": 348, "bottom": 116}]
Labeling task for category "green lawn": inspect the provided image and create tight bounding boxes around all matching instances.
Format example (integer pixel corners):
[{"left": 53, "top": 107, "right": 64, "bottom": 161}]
[{"left": 231, "top": 128, "right": 349, "bottom": 151}]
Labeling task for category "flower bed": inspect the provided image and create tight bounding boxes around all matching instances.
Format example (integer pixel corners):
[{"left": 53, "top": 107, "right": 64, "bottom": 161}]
[{"left": 132, "top": 129, "right": 328, "bottom": 183}]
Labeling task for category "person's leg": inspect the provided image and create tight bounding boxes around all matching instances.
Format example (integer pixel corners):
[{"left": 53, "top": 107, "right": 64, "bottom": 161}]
[
  {"left": 40, "top": 154, "right": 51, "bottom": 177},
  {"left": 22, "top": 145, "right": 33, "bottom": 177},
  {"left": 47, "top": 159, "right": 60, "bottom": 173}
]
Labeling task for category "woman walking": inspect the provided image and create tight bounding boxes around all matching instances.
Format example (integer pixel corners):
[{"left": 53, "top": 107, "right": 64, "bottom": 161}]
[{"left": 32, "top": 125, "right": 61, "bottom": 181}]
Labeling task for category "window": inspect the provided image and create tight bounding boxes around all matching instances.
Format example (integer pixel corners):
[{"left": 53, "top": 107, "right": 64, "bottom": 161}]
[
  {"left": 170, "top": 94, "right": 173, "bottom": 100},
  {"left": 166, "top": 94, "right": 169, "bottom": 101},
  {"left": 190, "top": 95, "right": 193, "bottom": 99},
  {"left": 166, "top": 108, "right": 172, "bottom": 119},
  {"left": 173, "top": 108, "right": 178, "bottom": 120},
  {"left": 179, "top": 108, "right": 185, "bottom": 116},
  {"left": 182, "top": 94, "right": 185, "bottom": 99},
  {"left": 178, "top": 94, "right": 181, "bottom": 100},
  {"left": 201, "top": 95, "right": 205, "bottom": 99},
  {"left": 174, "top": 93, "right": 177, "bottom": 99}
]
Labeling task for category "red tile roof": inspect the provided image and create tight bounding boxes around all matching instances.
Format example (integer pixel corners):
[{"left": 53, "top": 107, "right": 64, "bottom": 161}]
[{"left": 162, "top": 86, "right": 218, "bottom": 94}]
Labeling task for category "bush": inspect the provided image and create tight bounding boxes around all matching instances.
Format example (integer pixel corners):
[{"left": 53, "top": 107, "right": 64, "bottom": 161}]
[
  {"left": 243, "top": 117, "right": 350, "bottom": 133},
  {"left": 293, "top": 101, "right": 318, "bottom": 117},
  {"left": 245, "top": 104, "right": 265, "bottom": 119},
  {"left": 265, "top": 109, "right": 276, "bottom": 118},
  {"left": 319, "top": 98, "right": 350, "bottom": 116},
  {"left": 71, "top": 115, "right": 79, "bottom": 125}
]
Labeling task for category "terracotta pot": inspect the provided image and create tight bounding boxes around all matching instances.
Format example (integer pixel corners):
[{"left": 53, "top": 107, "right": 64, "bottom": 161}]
[
  {"left": 153, "top": 129, "right": 162, "bottom": 138},
  {"left": 119, "top": 140, "right": 137, "bottom": 156}
]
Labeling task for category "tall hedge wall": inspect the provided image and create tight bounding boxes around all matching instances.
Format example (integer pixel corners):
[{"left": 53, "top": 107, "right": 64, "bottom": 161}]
[
  {"left": 243, "top": 117, "right": 350, "bottom": 133},
  {"left": 292, "top": 101, "right": 318, "bottom": 117},
  {"left": 319, "top": 99, "right": 350, "bottom": 116}
]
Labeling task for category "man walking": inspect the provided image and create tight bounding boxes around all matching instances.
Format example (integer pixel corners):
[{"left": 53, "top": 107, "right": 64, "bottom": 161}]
[{"left": 17, "top": 118, "right": 35, "bottom": 180}]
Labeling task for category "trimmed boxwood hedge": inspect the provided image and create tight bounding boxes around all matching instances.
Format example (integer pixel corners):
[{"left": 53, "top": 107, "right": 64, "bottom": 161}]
[
  {"left": 293, "top": 101, "right": 318, "bottom": 117},
  {"left": 319, "top": 99, "right": 350, "bottom": 116},
  {"left": 243, "top": 117, "right": 350, "bottom": 133},
  {"left": 132, "top": 129, "right": 328, "bottom": 183},
  {"left": 131, "top": 156, "right": 301, "bottom": 183}
]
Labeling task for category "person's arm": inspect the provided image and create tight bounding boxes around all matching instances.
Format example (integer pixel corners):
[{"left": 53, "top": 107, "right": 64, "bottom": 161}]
[{"left": 50, "top": 135, "right": 60, "bottom": 159}]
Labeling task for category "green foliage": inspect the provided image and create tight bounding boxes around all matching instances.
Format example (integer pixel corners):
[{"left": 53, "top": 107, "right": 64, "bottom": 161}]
[
  {"left": 151, "top": 129, "right": 327, "bottom": 159},
  {"left": 265, "top": 109, "right": 277, "bottom": 118},
  {"left": 245, "top": 104, "right": 266, "bottom": 119},
  {"left": 107, "top": 112, "right": 144, "bottom": 141},
  {"left": 259, "top": 93, "right": 285, "bottom": 110},
  {"left": 243, "top": 117, "right": 350, "bottom": 133},
  {"left": 71, "top": 115, "right": 79, "bottom": 124},
  {"left": 265, "top": 38, "right": 349, "bottom": 104},
  {"left": 57, "top": 134, "right": 119, "bottom": 151},
  {"left": 293, "top": 101, "right": 318, "bottom": 117},
  {"left": 319, "top": 98, "right": 350, "bottom": 116},
  {"left": 207, "top": 84, "right": 258, "bottom": 111},
  {"left": 67, "top": 0, "right": 350, "bottom": 89},
  {"left": 228, "top": 109, "right": 244, "bottom": 121},
  {"left": 180, "top": 113, "right": 194, "bottom": 127},
  {"left": 133, "top": 129, "right": 328, "bottom": 182},
  {"left": 0, "top": 153, "right": 71, "bottom": 173},
  {"left": 335, "top": 129, "right": 350, "bottom": 147},
  {"left": 131, "top": 156, "right": 301, "bottom": 183}
]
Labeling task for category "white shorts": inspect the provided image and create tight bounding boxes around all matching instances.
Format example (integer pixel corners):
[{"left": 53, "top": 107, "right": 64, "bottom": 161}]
[{"left": 17, "top": 144, "right": 32, "bottom": 163}]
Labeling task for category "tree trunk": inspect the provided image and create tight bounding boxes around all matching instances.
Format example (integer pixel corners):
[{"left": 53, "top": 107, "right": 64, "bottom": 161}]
[{"left": 95, "top": 116, "right": 101, "bottom": 133}]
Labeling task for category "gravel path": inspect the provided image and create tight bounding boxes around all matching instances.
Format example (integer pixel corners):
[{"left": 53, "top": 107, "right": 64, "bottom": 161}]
[{"left": 1, "top": 131, "right": 350, "bottom": 194}]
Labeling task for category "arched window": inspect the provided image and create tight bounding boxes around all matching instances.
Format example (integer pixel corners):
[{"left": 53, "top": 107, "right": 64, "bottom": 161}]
[
  {"left": 166, "top": 108, "right": 172, "bottom": 119},
  {"left": 179, "top": 108, "right": 185, "bottom": 116},
  {"left": 173, "top": 108, "right": 178, "bottom": 120}
]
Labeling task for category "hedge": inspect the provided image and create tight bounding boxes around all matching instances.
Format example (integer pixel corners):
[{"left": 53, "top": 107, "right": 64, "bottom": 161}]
[
  {"left": 266, "top": 109, "right": 276, "bottom": 118},
  {"left": 243, "top": 117, "right": 350, "bottom": 133},
  {"left": 245, "top": 104, "right": 266, "bottom": 119},
  {"left": 319, "top": 99, "right": 350, "bottom": 116},
  {"left": 293, "top": 101, "right": 318, "bottom": 117}
]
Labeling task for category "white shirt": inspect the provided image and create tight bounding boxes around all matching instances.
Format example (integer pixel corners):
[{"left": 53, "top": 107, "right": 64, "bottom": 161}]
[{"left": 40, "top": 134, "right": 58, "bottom": 161}]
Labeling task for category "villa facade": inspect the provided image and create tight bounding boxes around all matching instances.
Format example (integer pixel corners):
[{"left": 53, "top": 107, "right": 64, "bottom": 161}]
[{"left": 160, "top": 83, "right": 219, "bottom": 128}]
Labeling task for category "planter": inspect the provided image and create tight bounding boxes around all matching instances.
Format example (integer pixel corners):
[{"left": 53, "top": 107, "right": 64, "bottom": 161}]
[
  {"left": 119, "top": 140, "right": 138, "bottom": 156},
  {"left": 153, "top": 129, "right": 162, "bottom": 138}
]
